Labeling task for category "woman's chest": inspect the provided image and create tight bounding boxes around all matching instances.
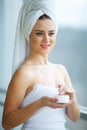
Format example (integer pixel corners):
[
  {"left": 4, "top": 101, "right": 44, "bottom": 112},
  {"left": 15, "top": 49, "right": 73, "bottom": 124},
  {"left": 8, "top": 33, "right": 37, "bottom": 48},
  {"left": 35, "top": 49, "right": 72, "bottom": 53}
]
[{"left": 31, "top": 66, "right": 65, "bottom": 87}]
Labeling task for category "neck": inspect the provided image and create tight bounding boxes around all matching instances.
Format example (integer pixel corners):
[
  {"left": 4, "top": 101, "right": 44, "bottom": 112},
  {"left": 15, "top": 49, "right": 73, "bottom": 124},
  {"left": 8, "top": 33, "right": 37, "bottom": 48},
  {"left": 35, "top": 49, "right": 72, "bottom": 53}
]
[{"left": 27, "top": 51, "right": 49, "bottom": 66}]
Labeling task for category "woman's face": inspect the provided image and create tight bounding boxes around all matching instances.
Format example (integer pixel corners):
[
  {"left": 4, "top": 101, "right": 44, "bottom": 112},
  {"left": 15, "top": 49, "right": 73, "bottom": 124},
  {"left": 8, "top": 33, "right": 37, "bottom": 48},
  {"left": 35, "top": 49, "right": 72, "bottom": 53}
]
[{"left": 29, "top": 18, "right": 56, "bottom": 54}]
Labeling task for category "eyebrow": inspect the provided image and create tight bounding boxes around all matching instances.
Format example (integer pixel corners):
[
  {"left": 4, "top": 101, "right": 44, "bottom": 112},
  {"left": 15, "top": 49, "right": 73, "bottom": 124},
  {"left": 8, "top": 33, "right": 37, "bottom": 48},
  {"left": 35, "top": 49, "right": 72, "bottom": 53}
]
[{"left": 35, "top": 30, "right": 55, "bottom": 32}]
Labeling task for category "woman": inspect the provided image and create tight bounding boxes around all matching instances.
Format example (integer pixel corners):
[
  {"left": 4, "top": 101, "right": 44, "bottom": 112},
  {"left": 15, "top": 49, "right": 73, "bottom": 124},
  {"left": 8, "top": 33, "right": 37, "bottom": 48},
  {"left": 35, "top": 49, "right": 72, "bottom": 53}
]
[{"left": 2, "top": 0, "right": 80, "bottom": 130}]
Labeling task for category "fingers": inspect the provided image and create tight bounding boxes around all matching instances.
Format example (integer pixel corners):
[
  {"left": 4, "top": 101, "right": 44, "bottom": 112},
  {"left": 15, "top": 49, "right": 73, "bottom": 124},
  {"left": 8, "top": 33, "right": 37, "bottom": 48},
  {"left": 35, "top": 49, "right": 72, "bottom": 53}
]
[
  {"left": 42, "top": 96, "right": 74, "bottom": 109},
  {"left": 51, "top": 101, "right": 72, "bottom": 108},
  {"left": 50, "top": 97, "right": 58, "bottom": 102},
  {"left": 57, "top": 100, "right": 74, "bottom": 108},
  {"left": 42, "top": 96, "right": 58, "bottom": 107},
  {"left": 58, "top": 83, "right": 69, "bottom": 95},
  {"left": 45, "top": 97, "right": 72, "bottom": 108},
  {"left": 58, "top": 83, "right": 74, "bottom": 95}
]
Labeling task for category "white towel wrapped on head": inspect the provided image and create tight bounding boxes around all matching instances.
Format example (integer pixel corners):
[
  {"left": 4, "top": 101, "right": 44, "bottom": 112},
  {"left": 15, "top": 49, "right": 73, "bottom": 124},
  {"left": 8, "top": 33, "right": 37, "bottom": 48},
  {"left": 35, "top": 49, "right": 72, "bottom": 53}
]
[{"left": 12, "top": 0, "right": 58, "bottom": 73}]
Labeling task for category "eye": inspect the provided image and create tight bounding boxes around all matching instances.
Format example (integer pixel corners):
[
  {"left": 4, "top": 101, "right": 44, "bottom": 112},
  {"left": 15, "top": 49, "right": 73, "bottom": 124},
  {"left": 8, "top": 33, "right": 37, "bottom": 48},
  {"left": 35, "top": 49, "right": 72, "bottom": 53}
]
[
  {"left": 49, "top": 32, "right": 55, "bottom": 36},
  {"left": 36, "top": 32, "right": 43, "bottom": 36}
]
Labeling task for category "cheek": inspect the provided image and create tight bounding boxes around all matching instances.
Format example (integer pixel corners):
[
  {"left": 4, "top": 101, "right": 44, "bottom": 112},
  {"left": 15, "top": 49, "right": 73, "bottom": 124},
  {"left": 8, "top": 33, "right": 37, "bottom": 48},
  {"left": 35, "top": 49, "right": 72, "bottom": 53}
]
[
  {"left": 30, "top": 36, "right": 37, "bottom": 46},
  {"left": 51, "top": 37, "right": 56, "bottom": 44},
  {"left": 30, "top": 36, "right": 35, "bottom": 43},
  {"left": 30, "top": 35, "right": 40, "bottom": 42},
  {"left": 29, "top": 38, "right": 41, "bottom": 49}
]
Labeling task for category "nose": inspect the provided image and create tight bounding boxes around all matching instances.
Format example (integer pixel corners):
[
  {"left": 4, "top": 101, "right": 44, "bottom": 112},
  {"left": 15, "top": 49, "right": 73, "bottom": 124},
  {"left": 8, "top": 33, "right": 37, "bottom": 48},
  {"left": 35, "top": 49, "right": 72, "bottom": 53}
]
[{"left": 43, "top": 34, "right": 50, "bottom": 43}]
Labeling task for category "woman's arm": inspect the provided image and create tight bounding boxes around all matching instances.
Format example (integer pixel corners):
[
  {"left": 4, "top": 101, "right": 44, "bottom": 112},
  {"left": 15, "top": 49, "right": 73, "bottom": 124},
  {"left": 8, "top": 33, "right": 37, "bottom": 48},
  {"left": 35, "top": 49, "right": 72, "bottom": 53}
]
[
  {"left": 66, "top": 96, "right": 80, "bottom": 122},
  {"left": 2, "top": 68, "right": 44, "bottom": 129},
  {"left": 2, "top": 97, "right": 44, "bottom": 130},
  {"left": 59, "top": 64, "right": 80, "bottom": 122}
]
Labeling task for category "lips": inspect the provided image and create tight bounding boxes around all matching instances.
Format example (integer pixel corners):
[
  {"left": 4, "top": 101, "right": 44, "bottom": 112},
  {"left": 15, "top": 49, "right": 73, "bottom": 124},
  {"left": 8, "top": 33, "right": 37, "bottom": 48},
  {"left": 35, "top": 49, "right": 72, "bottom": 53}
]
[{"left": 41, "top": 44, "right": 50, "bottom": 49}]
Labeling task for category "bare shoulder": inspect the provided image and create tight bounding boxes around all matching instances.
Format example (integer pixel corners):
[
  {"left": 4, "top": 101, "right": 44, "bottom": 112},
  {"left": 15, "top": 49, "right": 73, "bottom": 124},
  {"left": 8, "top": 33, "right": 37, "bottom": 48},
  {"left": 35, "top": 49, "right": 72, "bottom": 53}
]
[
  {"left": 12, "top": 64, "right": 33, "bottom": 84},
  {"left": 8, "top": 64, "right": 34, "bottom": 98},
  {"left": 55, "top": 64, "right": 68, "bottom": 73},
  {"left": 12, "top": 66, "right": 31, "bottom": 81},
  {"left": 3, "top": 65, "right": 33, "bottom": 117}
]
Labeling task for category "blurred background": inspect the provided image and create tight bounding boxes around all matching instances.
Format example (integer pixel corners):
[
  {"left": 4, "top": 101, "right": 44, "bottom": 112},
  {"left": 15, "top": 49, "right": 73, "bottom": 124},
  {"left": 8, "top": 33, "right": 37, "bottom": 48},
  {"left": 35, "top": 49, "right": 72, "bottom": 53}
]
[{"left": 0, "top": 0, "right": 87, "bottom": 129}]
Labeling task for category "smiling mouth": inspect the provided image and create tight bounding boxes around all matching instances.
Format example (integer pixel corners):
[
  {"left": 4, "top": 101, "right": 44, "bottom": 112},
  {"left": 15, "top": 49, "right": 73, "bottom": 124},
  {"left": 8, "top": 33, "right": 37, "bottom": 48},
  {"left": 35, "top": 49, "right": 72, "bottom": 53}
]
[{"left": 40, "top": 44, "right": 50, "bottom": 49}]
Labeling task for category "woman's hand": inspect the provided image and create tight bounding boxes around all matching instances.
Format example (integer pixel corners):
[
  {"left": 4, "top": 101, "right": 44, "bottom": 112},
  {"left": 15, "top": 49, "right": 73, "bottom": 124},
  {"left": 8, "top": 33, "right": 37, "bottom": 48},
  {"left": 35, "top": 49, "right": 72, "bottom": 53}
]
[
  {"left": 58, "top": 83, "right": 76, "bottom": 102},
  {"left": 41, "top": 96, "right": 72, "bottom": 109}
]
